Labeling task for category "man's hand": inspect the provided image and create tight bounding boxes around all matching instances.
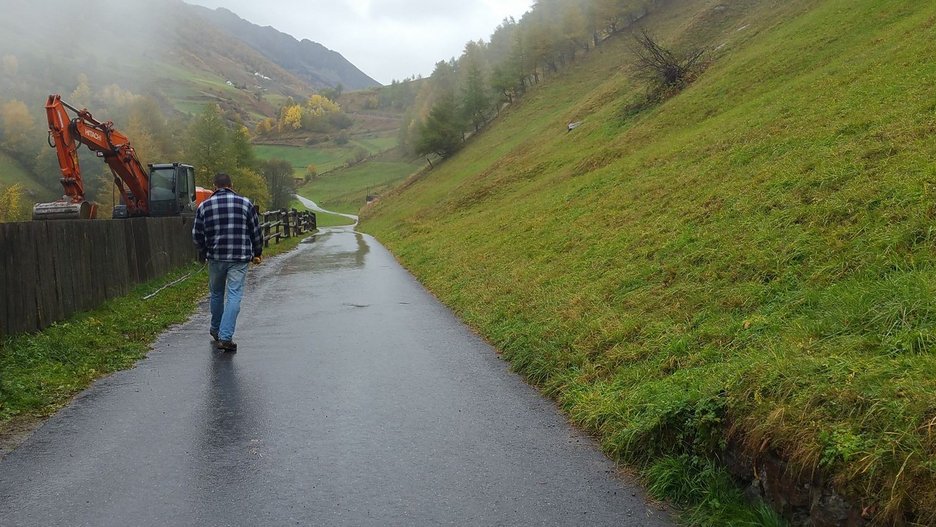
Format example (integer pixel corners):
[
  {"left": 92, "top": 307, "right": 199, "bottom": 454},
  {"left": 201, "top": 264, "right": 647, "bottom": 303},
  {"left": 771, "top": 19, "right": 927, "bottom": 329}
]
[{"left": 252, "top": 256, "right": 262, "bottom": 265}]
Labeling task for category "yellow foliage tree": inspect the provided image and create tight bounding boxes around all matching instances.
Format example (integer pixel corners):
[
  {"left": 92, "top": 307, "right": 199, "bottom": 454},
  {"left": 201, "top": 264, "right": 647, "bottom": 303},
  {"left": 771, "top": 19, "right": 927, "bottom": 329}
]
[
  {"left": 230, "top": 167, "right": 271, "bottom": 211},
  {"left": 282, "top": 104, "right": 303, "bottom": 130},
  {"left": 0, "top": 184, "right": 27, "bottom": 223},
  {"left": 0, "top": 100, "right": 36, "bottom": 154},
  {"left": 306, "top": 94, "right": 340, "bottom": 117},
  {"left": 71, "top": 74, "right": 92, "bottom": 108},
  {"left": 255, "top": 117, "right": 275, "bottom": 136}
]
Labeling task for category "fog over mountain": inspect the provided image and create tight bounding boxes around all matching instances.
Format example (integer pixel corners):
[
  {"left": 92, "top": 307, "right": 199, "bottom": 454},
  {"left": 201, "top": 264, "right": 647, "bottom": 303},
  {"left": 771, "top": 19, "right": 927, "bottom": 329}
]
[
  {"left": 189, "top": 5, "right": 380, "bottom": 90},
  {"left": 187, "top": 0, "right": 535, "bottom": 84}
]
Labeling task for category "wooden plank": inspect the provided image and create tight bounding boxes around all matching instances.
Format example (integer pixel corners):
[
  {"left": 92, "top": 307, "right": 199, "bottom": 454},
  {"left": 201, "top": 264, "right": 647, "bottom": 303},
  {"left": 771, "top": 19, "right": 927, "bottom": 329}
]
[
  {"left": 13, "top": 223, "right": 39, "bottom": 334},
  {"left": 109, "top": 220, "right": 128, "bottom": 297},
  {"left": 134, "top": 219, "right": 152, "bottom": 281},
  {"left": 76, "top": 223, "right": 93, "bottom": 312},
  {"left": 155, "top": 218, "right": 170, "bottom": 277},
  {"left": 5, "top": 223, "right": 25, "bottom": 334},
  {"left": 101, "top": 221, "right": 117, "bottom": 300},
  {"left": 112, "top": 220, "right": 129, "bottom": 298},
  {"left": 0, "top": 224, "right": 13, "bottom": 336},
  {"left": 47, "top": 222, "right": 70, "bottom": 323},
  {"left": 41, "top": 221, "right": 65, "bottom": 326},
  {"left": 127, "top": 218, "right": 143, "bottom": 283},
  {"left": 33, "top": 221, "right": 57, "bottom": 330},
  {"left": 67, "top": 221, "right": 86, "bottom": 317},
  {"left": 78, "top": 221, "right": 96, "bottom": 313},
  {"left": 88, "top": 223, "right": 103, "bottom": 308}
]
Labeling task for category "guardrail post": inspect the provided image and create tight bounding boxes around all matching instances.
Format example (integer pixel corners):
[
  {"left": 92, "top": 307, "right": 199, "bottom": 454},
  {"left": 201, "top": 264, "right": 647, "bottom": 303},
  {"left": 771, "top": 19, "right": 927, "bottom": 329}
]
[{"left": 262, "top": 211, "right": 271, "bottom": 247}]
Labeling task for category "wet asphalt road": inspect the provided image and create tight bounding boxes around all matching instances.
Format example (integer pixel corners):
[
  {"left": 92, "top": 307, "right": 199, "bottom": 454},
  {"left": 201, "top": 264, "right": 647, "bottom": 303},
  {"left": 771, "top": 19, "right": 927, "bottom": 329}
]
[{"left": 0, "top": 227, "right": 672, "bottom": 527}]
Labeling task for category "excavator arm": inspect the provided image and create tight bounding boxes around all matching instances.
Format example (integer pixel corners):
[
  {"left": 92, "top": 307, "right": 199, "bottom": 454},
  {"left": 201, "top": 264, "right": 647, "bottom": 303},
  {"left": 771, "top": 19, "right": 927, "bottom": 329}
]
[{"left": 35, "top": 94, "right": 151, "bottom": 219}]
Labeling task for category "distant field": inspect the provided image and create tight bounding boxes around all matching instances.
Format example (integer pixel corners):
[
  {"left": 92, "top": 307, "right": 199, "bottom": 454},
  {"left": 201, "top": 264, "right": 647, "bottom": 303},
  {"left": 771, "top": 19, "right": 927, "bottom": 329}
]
[
  {"left": 255, "top": 139, "right": 397, "bottom": 175},
  {"left": 288, "top": 199, "right": 355, "bottom": 228},
  {"left": 298, "top": 159, "right": 423, "bottom": 215}
]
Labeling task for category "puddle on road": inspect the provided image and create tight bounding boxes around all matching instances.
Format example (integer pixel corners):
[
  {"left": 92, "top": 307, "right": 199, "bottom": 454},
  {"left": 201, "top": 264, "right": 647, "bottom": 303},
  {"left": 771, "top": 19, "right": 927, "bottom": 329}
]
[{"left": 280, "top": 230, "right": 370, "bottom": 275}]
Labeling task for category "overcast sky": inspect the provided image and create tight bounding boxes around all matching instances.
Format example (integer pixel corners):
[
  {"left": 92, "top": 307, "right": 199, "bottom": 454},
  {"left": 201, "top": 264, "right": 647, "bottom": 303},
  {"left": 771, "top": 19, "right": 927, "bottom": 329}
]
[{"left": 187, "top": 0, "right": 534, "bottom": 85}]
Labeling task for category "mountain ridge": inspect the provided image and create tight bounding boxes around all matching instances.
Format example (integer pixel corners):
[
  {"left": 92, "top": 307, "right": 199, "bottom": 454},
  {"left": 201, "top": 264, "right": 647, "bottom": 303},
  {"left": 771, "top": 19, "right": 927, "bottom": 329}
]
[{"left": 189, "top": 5, "right": 380, "bottom": 90}]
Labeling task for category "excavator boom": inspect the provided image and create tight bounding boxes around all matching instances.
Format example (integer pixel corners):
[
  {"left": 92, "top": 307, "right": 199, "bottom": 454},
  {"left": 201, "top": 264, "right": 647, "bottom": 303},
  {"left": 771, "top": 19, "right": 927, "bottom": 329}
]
[{"left": 35, "top": 95, "right": 152, "bottom": 220}]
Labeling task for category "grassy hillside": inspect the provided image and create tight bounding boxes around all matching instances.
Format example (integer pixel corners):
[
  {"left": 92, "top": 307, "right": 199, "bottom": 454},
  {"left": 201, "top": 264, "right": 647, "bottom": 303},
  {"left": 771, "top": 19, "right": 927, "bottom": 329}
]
[
  {"left": 0, "top": 152, "right": 55, "bottom": 200},
  {"left": 363, "top": 0, "right": 936, "bottom": 524},
  {"left": 288, "top": 151, "right": 423, "bottom": 228},
  {"left": 298, "top": 156, "right": 424, "bottom": 214}
]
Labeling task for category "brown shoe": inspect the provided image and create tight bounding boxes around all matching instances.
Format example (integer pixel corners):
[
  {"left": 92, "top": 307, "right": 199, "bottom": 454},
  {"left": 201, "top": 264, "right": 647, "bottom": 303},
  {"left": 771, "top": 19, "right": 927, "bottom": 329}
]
[{"left": 216, "top": 340, "right": 237, "bottom": 352}]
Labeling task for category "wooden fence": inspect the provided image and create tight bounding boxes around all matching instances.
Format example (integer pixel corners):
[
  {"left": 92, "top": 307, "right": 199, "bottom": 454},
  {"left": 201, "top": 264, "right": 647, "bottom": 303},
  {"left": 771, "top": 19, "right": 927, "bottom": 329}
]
[
  {"left": 0, "top": 217, "right": 198, "bottom": 337},
  {"left": 0, "top": 210, "right": 318, "bottom": 337},
  {"left": 260, "top": 209, "right": 316, "bottom": 247}
]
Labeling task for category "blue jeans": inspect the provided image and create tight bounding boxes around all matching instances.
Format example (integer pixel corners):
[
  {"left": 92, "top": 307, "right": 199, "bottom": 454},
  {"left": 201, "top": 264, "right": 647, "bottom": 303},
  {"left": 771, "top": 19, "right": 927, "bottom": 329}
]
[{"left": 208, "top": 261, "right": 249, "bottom": 341}]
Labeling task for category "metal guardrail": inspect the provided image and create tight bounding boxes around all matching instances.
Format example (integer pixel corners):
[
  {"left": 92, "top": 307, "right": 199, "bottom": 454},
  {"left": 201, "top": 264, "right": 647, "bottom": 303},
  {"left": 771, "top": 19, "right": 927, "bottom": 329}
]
[{"left": 259, "top": 209, "right": 317, "bottom": 247}]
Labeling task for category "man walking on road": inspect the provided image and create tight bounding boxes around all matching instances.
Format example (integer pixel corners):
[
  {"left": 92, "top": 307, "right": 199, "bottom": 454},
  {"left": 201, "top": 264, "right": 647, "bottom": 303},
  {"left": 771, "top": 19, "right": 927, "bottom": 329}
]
[{"left": 193, "top": 172, "right": 263, "bottom": 352}]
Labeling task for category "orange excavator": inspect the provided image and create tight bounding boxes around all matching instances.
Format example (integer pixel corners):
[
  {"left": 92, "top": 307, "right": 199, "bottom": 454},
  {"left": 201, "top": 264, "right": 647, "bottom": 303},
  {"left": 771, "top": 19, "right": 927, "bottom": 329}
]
[{"left": 33, "top": 94, "right": 212, "bottom": 220}]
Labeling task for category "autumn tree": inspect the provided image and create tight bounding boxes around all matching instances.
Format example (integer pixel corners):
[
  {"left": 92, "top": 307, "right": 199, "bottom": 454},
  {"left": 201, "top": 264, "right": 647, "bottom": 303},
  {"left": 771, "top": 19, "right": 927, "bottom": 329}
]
[
  {"left": 304, "top": 164, "right": 318, "bottom": 183},
  {"left": 0, "top": 100, "right": 37, "bottom": 159},
  {"left": 255, "top": 117, "right": 275, "bottom": 136},
  {"left": 70, "top": 74, "right": 92, "bottom": 108},
  {"left": 260, "top": 158, "right": 295, "bottom": 210},
  {"left": 282, "top": 104, "right": 303, "bottom": 131},
  {"left": 230, "top": 167, "right": 271, "bottom": 211},
  {"left": 122, "top": 97, "right": 176, "bottom": 164},
  {"left": 0, "top": 184, "right": 27, "bottom": 223}
]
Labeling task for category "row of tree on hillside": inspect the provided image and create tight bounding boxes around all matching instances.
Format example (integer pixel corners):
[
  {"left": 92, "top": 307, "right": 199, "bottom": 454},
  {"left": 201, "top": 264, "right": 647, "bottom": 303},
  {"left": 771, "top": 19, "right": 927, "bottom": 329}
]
[
  {"left": 400, "top": 0, "right": 668, "bottom": 158},
  {"left": 254, "top": 94, "right": 351, "bottom": 137}
]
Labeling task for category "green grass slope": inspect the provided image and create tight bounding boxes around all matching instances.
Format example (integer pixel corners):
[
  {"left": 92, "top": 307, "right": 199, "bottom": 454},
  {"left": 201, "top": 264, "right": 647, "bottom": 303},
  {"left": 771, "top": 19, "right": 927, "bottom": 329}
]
[
  {"left": 299, "top": 157, "right": 424, "bottom": 215},
  {"left": 0, "top": 152, "right": 57, "bottom": 201},
  {"left": 254, "top": 139, "right": 397, "bottom": 176},
  {"left": 363, "top": 0, "right": 936, "bottom": 523}
]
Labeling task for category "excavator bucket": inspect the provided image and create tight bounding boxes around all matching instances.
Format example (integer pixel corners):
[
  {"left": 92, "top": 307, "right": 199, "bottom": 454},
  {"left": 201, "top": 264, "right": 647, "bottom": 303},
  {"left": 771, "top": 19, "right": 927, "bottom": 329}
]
[{"left": 32, "top": 200, "right": 97, "bottom": 220}]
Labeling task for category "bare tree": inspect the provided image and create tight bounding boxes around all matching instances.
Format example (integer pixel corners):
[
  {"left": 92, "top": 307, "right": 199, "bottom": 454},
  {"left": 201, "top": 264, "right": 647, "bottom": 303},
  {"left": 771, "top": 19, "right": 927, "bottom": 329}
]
[{"left": 632, "top": 29, "right": 706, "bottom": 99}]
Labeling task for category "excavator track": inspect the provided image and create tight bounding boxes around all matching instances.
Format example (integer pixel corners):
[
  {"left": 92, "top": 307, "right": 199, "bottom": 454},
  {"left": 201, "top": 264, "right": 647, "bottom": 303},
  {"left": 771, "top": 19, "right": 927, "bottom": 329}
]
[{"left": 32, "top": 200, "right": 97, "bottom": 220}]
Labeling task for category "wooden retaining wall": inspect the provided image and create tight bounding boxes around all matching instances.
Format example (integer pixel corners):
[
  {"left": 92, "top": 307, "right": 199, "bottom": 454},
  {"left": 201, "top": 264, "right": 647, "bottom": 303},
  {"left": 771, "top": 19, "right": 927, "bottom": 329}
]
[{"left": 0, "top": 217, "right": 197, "bottom": 337}]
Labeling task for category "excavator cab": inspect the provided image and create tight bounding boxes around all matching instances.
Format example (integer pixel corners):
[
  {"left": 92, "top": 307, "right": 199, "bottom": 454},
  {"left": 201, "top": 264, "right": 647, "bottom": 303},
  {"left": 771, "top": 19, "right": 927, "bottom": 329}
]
[
  {"left": 150, "top": 163, "right": 198, "bottom": 216},
  {"left": 113, "top": 163, "right": 198, "bottom": 218}
]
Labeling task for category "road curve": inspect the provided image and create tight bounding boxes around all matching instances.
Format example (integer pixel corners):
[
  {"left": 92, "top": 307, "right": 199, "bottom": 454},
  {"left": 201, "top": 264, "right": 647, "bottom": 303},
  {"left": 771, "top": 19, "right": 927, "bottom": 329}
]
[
  {"left": 0, "top": 226, "right": 672, "bottom": 526},
  {"left": 295, "top": 194, "right": 359, "bottom": 224}
]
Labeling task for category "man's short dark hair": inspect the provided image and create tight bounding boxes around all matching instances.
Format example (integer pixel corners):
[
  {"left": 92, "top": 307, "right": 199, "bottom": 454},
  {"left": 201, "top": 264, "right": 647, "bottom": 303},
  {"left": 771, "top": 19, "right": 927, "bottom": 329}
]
[{"left": 214, "top": 173, "right": 232, "bottom": 188}]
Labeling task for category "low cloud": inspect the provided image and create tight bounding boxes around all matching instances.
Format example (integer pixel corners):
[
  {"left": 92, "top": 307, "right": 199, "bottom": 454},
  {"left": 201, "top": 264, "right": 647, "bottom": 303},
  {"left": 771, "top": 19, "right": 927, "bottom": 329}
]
[{"left": 188, "top": 0, "right": 532, "bottom": 84}]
